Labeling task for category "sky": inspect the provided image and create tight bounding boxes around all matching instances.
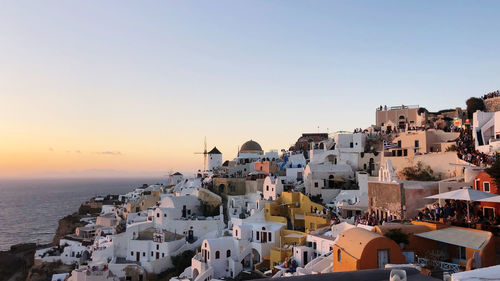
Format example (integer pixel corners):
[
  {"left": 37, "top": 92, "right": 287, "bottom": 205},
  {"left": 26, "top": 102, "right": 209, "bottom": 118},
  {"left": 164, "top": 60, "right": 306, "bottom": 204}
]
[{"left": 1, "top": 1, "right": 499, "bottom": 178}]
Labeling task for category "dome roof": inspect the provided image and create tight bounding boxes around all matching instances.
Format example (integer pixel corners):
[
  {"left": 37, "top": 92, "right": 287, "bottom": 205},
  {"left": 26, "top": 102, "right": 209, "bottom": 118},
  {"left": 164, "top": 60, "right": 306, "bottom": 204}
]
[{"left": 240, "top": 140, "right": 263, "bottom": 154}]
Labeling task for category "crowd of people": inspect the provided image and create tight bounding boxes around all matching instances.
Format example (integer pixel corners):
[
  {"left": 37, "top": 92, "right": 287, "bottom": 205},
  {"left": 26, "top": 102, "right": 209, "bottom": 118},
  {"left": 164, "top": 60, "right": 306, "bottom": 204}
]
[
  {"left": 482, "top": 90, "right": 500, "bottom": 100},
  {"left": 455, "top": 128, "right": 496, "bottom": 166},
  {"left": 415, "top": 200, "right": 500, "bottom": 233},
  {"left": 354, "top": 211, "right": 381, "bottom": 226}
]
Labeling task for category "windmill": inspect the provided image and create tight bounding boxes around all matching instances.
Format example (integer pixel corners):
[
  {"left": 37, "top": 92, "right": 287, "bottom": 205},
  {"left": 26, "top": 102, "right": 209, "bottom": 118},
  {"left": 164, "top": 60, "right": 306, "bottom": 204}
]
[{"left": 194, "top": 137, "right": 208, "bottom": 171}]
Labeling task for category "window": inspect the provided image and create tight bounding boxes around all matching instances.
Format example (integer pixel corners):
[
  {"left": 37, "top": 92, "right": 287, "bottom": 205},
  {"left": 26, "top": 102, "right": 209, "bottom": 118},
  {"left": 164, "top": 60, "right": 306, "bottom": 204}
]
[
  {"left": 156, "top": 213, "right": 160, "bottom": 218},
  {"left": 403, "top": 149, "right": 408, "bottom": 156},
  {"left": 337, "top": 249, "right": 341, "bottom": 262},
  {"left": 162, "top": 253, "right": 165, "bottom": 258},
  {"left": 151, "top": 251, "right": 153, "bottom": 256},
  {"left": 164, "top": 214, "right": 166, "bottom": 217},
  {"left": 156, "top": 245, "right": 159, "bottom": 250},
  {"left": 397, "top": 150, "right": 402, "bottom": 157},
  {"left": 215, "top": 251, "right": 220, "bottom": 259},
  {"left": 143, "top": 252, "right": 145, "bottom": 257},
  {"left": 266, "top": 185, "right": 269, "bottom": 191},
  {"left": 268, "top": 232, "right": 272, "bottom": 241},
  {"left": 458, "top": 246, "right": 466, "bottom": 260},
  {"left": 397, "top": 140, "right": 401, "bottom": 147},
  {"left": 235, "top": 229, "right": 238, "bottom": 236},
  {"left": 314, "top": 182, "right": 319, "bottom": 188},
  {"left": 484, "top": 182, "right": 491, "bottom": 192},
  {"left": 392, "top": 150, "right": 396, "bottom": 157},
  {"left": 415, "top": 140, "right": 419, "bottom": 148},
  {"left": 474, "top": 179, "right": 480, "bottom": 190},
  {"left": 350, "top": 142, "right": 353, "bottom": 148},
  {"left": 256, "top": 231, "right": 260, "bottom": 240},
  {"left": 227, "top": 250, "right": 231, "bottom": 258},
  {"left": 131, "top": 251, "right": 134, "bottom": 256}
]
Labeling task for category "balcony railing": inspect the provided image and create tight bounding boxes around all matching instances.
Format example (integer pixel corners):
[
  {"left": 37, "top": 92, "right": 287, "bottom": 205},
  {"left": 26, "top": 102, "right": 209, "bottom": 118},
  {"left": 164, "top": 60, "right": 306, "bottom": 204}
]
[{"left": 417, "top": 257, "right": 460, "bottom": 273}]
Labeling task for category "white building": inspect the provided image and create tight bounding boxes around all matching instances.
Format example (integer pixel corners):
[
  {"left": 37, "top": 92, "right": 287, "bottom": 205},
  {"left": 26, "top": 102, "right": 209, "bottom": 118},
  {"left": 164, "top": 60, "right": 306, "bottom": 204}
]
[
  {"left": 473, "top": 110, "right": 500, "bottom": 154},
  {"left": 150, "top": 195, "right": 225, "bottom": 241},
  {"left": 207, "top": 147, "right": 222, "bottom": 171},
  {"left": 35, "top": 239, "right": 90, "bottom": 265},
  {"left": 190, "top": 210, "right": 285, "bottom": 281},
  {"left": 284, "top": 153, "right": 306, "bottom": 182},
  {"left": 263, "top": 176, "right": 293, "bottom": 201},
  {"left": 304, "top": 163, "right": 354, "bottom": 201},
  {"left": 227, "top": 193, "right": 265, "bottom": 229}
]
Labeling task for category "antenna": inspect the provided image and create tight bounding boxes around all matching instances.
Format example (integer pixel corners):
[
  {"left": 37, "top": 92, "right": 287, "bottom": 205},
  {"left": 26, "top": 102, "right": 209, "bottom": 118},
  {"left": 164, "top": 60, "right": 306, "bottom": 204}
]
[{"left": 193, "top": 136, "right": 208, "bottom": 171}]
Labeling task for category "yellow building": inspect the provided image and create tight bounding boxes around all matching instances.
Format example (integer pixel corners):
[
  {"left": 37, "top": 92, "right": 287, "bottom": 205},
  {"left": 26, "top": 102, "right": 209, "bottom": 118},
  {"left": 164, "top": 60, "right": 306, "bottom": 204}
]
[
  {"left": 265, "top": 192, "right": 331, "bottom": 269},
  {"left": 125, "top": 191, "right": 161, "bottom": 215},
  {"left": 265, "top": 192, "right": 330, "bottom": 232}
]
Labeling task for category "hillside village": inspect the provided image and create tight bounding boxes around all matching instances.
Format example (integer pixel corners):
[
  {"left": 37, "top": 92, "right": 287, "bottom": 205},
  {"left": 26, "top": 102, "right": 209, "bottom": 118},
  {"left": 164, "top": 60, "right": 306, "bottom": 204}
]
[{"left": 32, "top": 93, "right": 500, "bottom": 281}]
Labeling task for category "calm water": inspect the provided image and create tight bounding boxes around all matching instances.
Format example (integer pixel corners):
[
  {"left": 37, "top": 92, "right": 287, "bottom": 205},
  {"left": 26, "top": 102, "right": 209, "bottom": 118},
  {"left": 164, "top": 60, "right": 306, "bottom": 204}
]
[{"left": 0, "top": 177, "right": 163, "bottom": 251}]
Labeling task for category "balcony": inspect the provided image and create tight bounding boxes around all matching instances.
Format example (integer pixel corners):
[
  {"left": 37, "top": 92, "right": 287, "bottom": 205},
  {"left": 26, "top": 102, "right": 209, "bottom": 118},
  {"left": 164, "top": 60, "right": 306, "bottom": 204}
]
[{"left": 417, "top": 257, "right": 460, "bottom": 273}]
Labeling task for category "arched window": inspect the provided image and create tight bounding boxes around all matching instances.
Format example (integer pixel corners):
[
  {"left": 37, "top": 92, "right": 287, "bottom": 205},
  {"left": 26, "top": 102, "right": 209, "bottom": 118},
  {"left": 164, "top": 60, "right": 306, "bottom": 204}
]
[
  {"left": 215, "top": 251, "right": 220, "bottom": 259},
  {"left": 227, "top": 250, "right": 231, "bottom": 258},
  {"left": 337, "top": 249, "right": 342, "bottom": 262}
]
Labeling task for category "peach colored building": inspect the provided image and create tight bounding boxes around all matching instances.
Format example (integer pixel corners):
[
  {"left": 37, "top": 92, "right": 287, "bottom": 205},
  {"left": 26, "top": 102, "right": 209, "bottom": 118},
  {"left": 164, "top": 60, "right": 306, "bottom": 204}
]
[
  {"left": 332, "top": 227, "right": 405, "bottom": 272},
  {"left": 376, "top": 105, "right": 426, "bottom": 130},
  {"left": 473, "top": 171, "right": 499, "bottom": 218},
  {"left": 254, "top": 160, "right": 279, "bottom": 176}
]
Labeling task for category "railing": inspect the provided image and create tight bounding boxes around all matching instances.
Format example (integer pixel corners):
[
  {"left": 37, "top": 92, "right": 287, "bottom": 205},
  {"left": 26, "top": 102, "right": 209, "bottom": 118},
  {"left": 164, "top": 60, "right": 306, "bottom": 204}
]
[{"left": 417, "top": 257, "right": 460, "bottom": 273}]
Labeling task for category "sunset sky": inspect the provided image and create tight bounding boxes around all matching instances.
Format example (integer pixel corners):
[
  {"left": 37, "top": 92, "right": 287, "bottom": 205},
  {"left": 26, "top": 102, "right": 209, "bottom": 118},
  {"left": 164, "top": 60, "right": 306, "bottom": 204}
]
[{"left": 1, "top": 1, "right": 500, "bottom": 178}]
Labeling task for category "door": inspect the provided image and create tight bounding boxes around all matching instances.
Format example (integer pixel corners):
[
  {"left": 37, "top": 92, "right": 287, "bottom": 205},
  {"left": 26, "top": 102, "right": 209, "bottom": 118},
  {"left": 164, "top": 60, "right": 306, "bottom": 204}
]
[
  {"left": 261, "top": 232, "right": 267, "bottom": 243},
  {"left": 136, "top": 251, "right": 140, "bottom": 262},
  {"left": 156, "top": 252, "right": 160, "bottom": 259},
  {"left": 303, "top": 251, "right": 308, "bottom": 265},
  {"left": 377, "top": 250, "right": 389, "bottom": 268}
]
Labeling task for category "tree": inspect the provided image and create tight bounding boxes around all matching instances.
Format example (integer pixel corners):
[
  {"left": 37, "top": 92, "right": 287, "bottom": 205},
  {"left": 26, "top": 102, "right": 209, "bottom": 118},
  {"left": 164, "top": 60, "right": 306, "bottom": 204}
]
[
  {"left": 397, "top": 162, "right": 440, "bottom": 181},
  {"left": 486, "top": 155, "right": 500, "bottom": 187},
  {"left": 384, "top": 229, "right": 409, "bottom": 245},
  {"left": 466, "top": 97, "right": 485, "bottom": 119}
]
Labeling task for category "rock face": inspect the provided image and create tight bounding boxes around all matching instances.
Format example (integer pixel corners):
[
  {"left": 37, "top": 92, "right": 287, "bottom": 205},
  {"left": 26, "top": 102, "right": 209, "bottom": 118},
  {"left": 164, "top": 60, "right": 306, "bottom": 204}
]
[
  {"left": 52, "top": 213, "right": 86, "bottom": 245},
  {"left": 0, "top": 243, "right": 36, "bottom": 281},
  {"left": 27, "top": 261, "right": 75, "bottom": 281}
]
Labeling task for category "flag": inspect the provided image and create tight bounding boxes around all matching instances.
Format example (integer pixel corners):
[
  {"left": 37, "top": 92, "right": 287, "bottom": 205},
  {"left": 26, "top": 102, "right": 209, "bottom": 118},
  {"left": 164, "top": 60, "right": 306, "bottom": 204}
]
[{"left": 383, "top": 141, "right": 399, "bottom": 150}]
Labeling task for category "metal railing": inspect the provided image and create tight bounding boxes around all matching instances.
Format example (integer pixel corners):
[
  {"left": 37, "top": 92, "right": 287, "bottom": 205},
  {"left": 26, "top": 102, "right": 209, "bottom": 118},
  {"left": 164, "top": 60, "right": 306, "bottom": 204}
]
[{"left": 417, "top": 257, "right": 460, "bottom": 273}]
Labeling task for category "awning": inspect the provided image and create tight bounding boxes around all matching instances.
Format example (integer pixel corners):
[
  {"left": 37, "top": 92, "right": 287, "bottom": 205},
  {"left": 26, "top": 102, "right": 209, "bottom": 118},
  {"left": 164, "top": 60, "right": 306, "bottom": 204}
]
[
  {"left": 477, "top": 195, "right": 500, "bottom": 203},
  {"left": 415, "top": 227, "right": 490, "bottom": 250},
  {"left": 426, "top": 188, "right": 496, "bottom": 201}
]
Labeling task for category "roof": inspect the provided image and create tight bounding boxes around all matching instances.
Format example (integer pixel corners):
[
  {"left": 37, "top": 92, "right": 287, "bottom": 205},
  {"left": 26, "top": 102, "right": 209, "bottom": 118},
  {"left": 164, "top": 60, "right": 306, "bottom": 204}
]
[
  {"left": 208, "top": 147, "right": 222, "bottom": 154},
  {"left": 330, "top": 222, "right": 356, "bottom": 238},
  {"left": 374, "top": 223, "right": 433, "bottom": 235},
  {"left": 254, "top": 268, "right": 440, "bottom": 281},
  {"left": 415, "top": 227, "right": 491, "bottom": 250},
  {"left": 451, "top": 265, "right": 500, "bottom": 281},
  {"left": 335, "top": 227, "right": 385, "bottom": 259},
  {"left": 240, "top": 140, "right": 263, "bottom": 153},
  {"left": 173, "top": 172, "right": 183, "bottom": 176}
]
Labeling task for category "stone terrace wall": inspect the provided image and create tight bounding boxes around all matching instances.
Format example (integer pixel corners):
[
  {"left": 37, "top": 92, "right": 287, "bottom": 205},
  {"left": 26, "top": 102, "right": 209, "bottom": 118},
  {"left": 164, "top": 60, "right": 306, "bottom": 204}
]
[{"left": 484, "top": 96, "right": 500, "bottom": 112}]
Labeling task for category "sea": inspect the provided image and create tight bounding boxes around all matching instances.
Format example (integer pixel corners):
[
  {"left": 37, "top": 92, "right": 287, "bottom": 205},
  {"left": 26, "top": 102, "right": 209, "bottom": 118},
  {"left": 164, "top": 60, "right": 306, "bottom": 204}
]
[{"left": 0, "top": 177, "right": 164, "bottom": 251}]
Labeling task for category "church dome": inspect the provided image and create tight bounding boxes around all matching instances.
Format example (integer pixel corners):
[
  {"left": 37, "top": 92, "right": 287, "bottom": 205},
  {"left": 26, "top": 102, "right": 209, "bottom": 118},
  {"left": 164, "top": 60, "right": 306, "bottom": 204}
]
[{"left": 240, "top": 140, "right": 263, "bottom": 154}]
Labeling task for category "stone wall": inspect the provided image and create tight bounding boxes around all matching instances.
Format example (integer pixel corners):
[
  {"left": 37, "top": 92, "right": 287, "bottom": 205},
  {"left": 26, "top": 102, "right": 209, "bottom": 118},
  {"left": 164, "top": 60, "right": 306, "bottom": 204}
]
[
  {"left": 484, "top": 96, "right": 500, "bottom": 112},
  {"left": 368, "top": 181, "right": 404, "bottom": 219}
]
